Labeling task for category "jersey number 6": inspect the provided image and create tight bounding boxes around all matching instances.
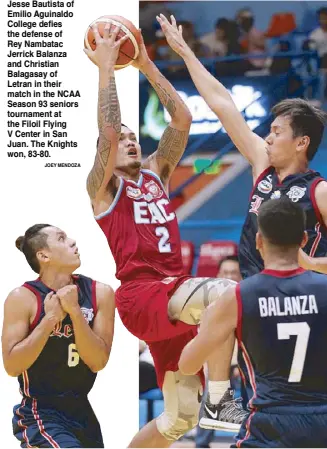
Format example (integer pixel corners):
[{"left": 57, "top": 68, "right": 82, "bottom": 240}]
[{"left": 68, "top": 343, "right": 80, "bottom": 367}]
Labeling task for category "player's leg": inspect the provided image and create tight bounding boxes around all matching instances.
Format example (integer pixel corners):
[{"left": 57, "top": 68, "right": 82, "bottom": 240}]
[
  {"left": 200, "top": 336, "right": 247, "bottom": 431},
  {"left": 167, "top": 277, "right": 234, "bottom": 325},
  {"left": 129, "top": 371, "right": 202, "bottom": 448},
  {"left": 168, "top": 277, "right": 248, "bottom": 431},
  {"left": 233, "top": 412, "right": 327, "bottom": 448}
]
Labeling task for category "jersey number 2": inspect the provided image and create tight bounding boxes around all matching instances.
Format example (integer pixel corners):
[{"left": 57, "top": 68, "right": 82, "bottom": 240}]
[
  {"left": 277, "top": 322, "right": 310, "bottom": 382},
  {"left": 68, "top": 343, "right": 80, "bottom": 367},
  {"left": 156, "top": 227, "right": 171, "bottom": 253}
]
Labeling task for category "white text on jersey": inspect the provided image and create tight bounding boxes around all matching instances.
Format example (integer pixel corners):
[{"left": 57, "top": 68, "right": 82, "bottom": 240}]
[
  {"left": 134, "top": 199, "right": 175, "bottom": 224},
  {"left": 258, "top": 295, "right": 318, "bottom": 317}
]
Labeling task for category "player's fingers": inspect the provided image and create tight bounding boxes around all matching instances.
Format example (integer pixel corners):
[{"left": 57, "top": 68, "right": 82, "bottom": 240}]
[
  {"left": 170, "top": 15, "right": 177, "bottom": 28},
  {"left": 83, "top": 48, "right": 94, "bottom": 58},
  {"left": 103, "top": 22, "right": 110, "bottom": 40},
  {"left": 178, "top": 24, "right": 183, "bottom": 35},
  {"left": 45, "top": 291, "right": 54, "bottom": 301},
  {"left": 92, "top": 24, "right": 102, "bottom": 44},
  {"left": 111, "top": 24, "right": 121, "bottom": 43},
  {"left": 159, "top": 14, "right": 171, "bottom": 28},
  {"left": 156, "top": 15, "right": 168, "bottom": 32},
  {"left": 115, "top": 33, "right": 129, "bottom": 48}
]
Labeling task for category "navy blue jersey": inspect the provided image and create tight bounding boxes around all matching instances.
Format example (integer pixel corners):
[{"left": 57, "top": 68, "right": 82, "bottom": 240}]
[
  {"left": 19, "top": 275, "right": 97, "bottom": 399},
  {"left": 236, "top": 268, "right": 327, "bottom": 412},
  {"left": 239, "top": 167, "right": 327, "bottom": 279}
]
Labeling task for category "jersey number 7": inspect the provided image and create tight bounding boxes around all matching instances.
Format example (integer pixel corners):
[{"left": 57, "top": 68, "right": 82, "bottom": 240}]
[{"left": 277, "top": 322, "right": 310, "bottom": 383}]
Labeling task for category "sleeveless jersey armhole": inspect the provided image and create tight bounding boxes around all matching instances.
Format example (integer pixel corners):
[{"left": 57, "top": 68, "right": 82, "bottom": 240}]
[
  {"left": 22, "top": 283, "right": 42, "bottom": 331},
  {"left": 249, "top": 166, "right": 273, "bottom": 200},
  {"left": 94, "top": 177, "right": 125, "bottom": 220},
  {"left": 91, "top": 280, "right": 97, "bottom": 316},
  {"left": 310, "top": 177, "right": 327, "bottom": 230}
]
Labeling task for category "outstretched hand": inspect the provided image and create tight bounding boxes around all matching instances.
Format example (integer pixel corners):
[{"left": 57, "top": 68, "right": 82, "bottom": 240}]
[
  {"left": 84, "top": 22, "right": 129, "bottom": 69},
  {"left": 156, "top": 14, "right": 189, "bottom": 57}
]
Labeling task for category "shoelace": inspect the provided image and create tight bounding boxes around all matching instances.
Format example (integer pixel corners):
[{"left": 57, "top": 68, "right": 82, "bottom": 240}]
[{"left": 221, "top": 398, "right": 249, "bottom": 423}]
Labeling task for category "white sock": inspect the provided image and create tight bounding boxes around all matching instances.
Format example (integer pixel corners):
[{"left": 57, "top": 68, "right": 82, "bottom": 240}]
[{"left": 208, "top": 380, "right": 230, "bottom": 405}]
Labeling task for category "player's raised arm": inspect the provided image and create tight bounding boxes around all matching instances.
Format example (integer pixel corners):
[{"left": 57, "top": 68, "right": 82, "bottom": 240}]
[
  {"left": 157, "top": 14, "right": 269, "bottom": 179},
  {"left": 57, "top": 283, "right": 115, "bottom": 373},
  {"left": 2, "top": 288, "right": 66, "bottom": 377},
  {"left": 134, "top": 33, "right": 192, "bottom": 185},
  {"left": 85, "top": 24, "right": 129, "bottom": 205},
  {"left": 178, "top": 286, "right": 237, "bottom": 375}
]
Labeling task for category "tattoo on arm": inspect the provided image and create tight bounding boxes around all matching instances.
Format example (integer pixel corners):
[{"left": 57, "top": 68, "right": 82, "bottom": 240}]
[
  {"left": 147, "top": 73, "right": 177, "bottom": 118},
  {"left": 98, "top": 77, "right": 121, "bottom": 132},
  {"left": 87, "top": 76, "right": 121, "bottom": 200},
  {"left": 156, "top": 126, "right": 188, "bottom": 179}
]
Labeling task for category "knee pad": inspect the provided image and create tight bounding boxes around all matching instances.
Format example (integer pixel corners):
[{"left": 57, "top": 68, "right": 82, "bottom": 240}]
[
  {"left": 156, "top": 371, "right": 202, "bottom": 442},
  {"left": 168, "top": 277, "right": 236, "bottom": 325}
]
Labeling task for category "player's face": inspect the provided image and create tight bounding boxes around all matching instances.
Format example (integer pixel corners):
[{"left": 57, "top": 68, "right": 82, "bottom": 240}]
[
  {"left": 265, "top": 116, "right": 306, "bottom": 168},
  {"left": 116, "top": 126, "right": 142, "bottom": 170},
  {"left": 218, "top": 260, "right": 242, "bottom": 282},
  {"left": 38, "top": 227, "right": 81, "bottom": 272}
]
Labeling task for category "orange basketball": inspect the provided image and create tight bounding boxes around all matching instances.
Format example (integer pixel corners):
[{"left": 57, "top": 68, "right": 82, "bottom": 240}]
[{"left": 84, "top": 15, "right": 140, "bottom": 69}]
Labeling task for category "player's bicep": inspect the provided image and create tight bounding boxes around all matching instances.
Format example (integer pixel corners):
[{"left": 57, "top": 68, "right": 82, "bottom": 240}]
[
  {"left": 2, "top": 290, "right": 32, "bottom": 361},
  {"left": 87, "top": 134, "right": 119, "bottom": 203},
  {"left": 93, "top": 283, "right": 115, "bottom": 353},
  {"left": 144, "top": 124, "right": 190, "bottom": 185}
]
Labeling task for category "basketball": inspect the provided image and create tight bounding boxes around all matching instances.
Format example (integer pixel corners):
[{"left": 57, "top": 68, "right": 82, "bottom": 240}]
[{"left": 84, "top": 15, "right": 140, "bottom": 70}]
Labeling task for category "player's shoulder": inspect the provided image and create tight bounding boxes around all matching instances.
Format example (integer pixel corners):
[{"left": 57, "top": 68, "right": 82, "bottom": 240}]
[
  {"left": 239, "top": 272, "right": 263, "bottom": 288},
  {"left": 5, "top": 285, "right": 36, "bottom": 307},
  {"left": 95, "top": 281, "right": 115, "bottom": 303},
  {"left": 314, "top": 179, "right": 327, "bottom": 194},
  {"left": 306, "top": 269, "right": 327, "bottom": 283},
  {"left": 94, "top": 282, "right": 115, "bottom": 312}
]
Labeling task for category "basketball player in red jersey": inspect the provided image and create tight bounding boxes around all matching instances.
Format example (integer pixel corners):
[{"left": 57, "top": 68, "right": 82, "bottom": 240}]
[
  {"left": 158, "top": 14, "right": 327, "bottom": 431},
  {"left": 84, "top": 24, "right": 247, "bottom": 447}
]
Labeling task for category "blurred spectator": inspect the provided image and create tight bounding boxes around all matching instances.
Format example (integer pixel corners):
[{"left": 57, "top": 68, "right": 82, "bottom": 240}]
[
  {"left": 270, "top": 40, "right": 292, "bottom": 74},
  {"left": 195, "top": 255, "right": 241, "bottom": 448},
  {"left": 139, "top": 340, "right": 158, "bottom": 394},
  {"left": 139, "top": 1, "right": 173, "bottom": 62},
  {"left": 166, "top": 21, "right": 210, "bottom": 78},
  {"left": 168, "top": 21, "right": 210, "bottom": 60},
  {"left": 217, "top": 255, "right": 242, "bottom": 282},
  {"left": 201, "top": 19, "right": 244, "bottom": 77},
  {"left": 200, "top": 18, "right": 231, "bottom": 57},
  {"left": 139, "top": 1, "right": 172, "bottom": 36},
  {"left": 236, "top": 8, "right": 267, "bottom": 70},
  {"left": 309, "top": 7, "right": 327, "bottom": 99},
  {"left": 309, "top": 7, "right": 327, "bottom": 65}
]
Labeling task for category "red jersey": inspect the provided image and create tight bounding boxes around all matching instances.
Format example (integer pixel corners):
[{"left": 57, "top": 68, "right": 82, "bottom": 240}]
[{"left": 95, "top": 169, "right": 184, "bottom": 282}]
